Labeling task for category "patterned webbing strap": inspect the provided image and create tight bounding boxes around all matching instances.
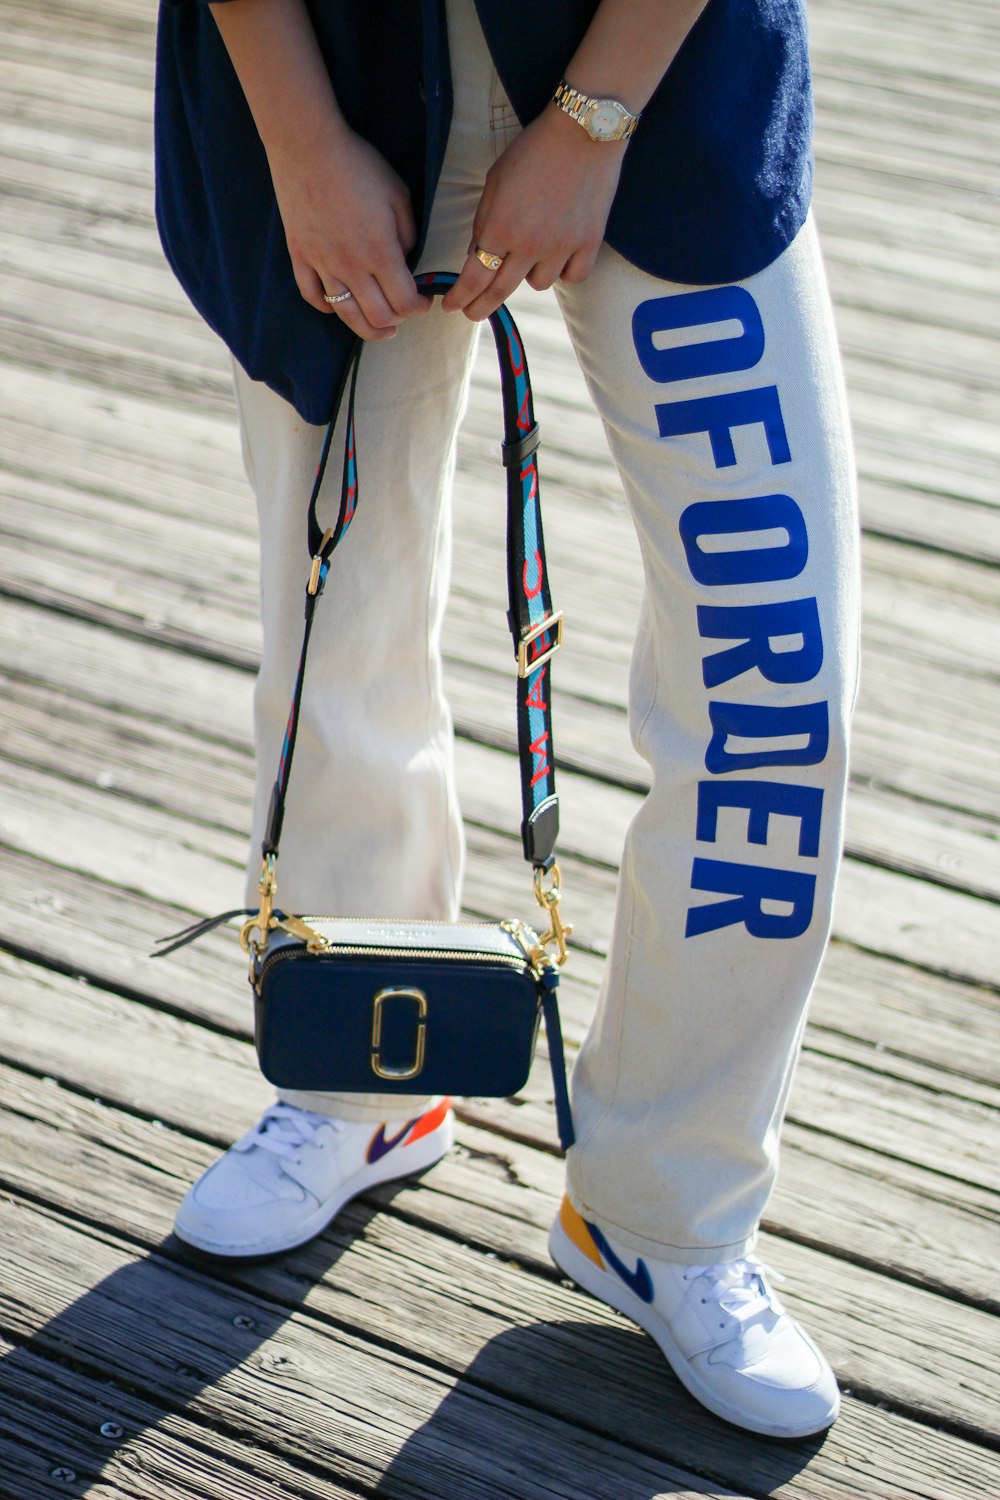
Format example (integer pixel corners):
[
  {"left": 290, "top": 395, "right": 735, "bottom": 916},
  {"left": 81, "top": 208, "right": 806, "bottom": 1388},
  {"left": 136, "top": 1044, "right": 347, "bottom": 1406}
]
[{"left": 262, "top": 272, "right": 563, "bottom": 876}]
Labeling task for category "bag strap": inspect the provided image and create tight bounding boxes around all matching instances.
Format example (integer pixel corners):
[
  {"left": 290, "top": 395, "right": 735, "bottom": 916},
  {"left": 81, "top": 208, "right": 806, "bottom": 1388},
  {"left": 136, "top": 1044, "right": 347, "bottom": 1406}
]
[{"left": 255, "top": 273, "right": 571, "bottom": 963}]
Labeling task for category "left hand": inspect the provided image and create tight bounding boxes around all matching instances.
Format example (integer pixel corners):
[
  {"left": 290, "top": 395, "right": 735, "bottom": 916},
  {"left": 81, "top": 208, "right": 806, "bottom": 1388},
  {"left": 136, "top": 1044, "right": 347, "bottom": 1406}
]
[{"left": 441, "top": 107, "right": 626, "bottom": 319}]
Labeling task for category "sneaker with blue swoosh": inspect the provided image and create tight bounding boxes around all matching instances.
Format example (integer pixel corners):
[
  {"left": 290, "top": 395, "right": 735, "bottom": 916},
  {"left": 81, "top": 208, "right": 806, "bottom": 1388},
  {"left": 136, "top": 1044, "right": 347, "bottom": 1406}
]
[{"left": 549, "top": 1196, "right": 839, "bottom": 1438}]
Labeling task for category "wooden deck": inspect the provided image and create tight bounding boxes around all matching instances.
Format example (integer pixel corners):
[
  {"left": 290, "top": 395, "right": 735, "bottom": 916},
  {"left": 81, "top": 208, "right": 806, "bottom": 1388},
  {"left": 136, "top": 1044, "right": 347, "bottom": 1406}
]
[{"left": 1, "top": 0, "right": 997, "bottom": 1494}]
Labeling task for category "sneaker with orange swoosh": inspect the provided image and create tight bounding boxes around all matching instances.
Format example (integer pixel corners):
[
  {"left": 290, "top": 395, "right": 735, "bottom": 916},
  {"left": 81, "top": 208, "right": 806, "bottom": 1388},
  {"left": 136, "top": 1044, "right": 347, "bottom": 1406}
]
[{"left": 174, "top": 1097, "right": 453, "bottom": 1258}]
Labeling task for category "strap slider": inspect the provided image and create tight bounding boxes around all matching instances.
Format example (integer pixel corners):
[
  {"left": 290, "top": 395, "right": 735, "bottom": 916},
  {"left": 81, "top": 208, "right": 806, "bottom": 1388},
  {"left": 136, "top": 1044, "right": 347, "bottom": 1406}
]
[
  {"left": 517, "top": 611, "right": 564, "bottom": 678},
  {"left": 502, "top": 423, "right": 541, "bottom": 469}
]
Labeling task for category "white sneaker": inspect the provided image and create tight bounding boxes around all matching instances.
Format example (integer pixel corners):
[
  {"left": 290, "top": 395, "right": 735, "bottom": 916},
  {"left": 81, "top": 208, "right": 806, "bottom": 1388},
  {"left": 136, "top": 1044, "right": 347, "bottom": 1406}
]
[
  {"left": 549, "top": 1196, "right": 839, "bottom": 1438},
  {"left": 174, "top": 1097, "right": 453, "bottom": 1258}
]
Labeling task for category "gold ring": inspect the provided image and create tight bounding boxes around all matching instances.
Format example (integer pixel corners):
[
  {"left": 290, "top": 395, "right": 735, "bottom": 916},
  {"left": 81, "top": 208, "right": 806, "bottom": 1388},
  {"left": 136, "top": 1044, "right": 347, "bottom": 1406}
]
[
  {"left": 323, "top": 290, "right": 353, "bottom": 305},
  {"left": 474, "top": 247, "right": 505, "bottom": 273}
]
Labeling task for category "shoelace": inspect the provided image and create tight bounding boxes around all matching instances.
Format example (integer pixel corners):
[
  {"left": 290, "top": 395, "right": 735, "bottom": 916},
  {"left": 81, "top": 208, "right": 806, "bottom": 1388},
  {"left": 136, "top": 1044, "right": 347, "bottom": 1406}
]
[
  {"left": 683, "top": 1258, "right": 785, "bottom": 1330},
  {"left": 250, "top": 1103, "right": 346, "bottom": 1159}
]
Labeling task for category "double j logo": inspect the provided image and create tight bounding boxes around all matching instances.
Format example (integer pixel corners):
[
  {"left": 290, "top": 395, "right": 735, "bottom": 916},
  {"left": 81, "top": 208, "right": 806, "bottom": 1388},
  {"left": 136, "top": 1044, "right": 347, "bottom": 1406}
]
[{"left": 632, "top": 286, "right": 828, "bottom": 942}]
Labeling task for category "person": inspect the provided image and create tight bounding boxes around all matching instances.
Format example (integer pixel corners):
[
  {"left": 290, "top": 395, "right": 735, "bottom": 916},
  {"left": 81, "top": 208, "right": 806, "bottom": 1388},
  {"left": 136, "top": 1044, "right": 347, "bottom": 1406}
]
[{"left": 155, "top": 0, "right": 859, "bottom": 1439}]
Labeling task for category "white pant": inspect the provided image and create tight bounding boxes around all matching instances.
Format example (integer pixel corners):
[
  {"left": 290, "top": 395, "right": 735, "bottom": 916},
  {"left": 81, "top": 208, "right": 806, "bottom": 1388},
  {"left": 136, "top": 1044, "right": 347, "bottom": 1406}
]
[{"left": 233, "top": 0, "right": 860, "bottom": 1263}]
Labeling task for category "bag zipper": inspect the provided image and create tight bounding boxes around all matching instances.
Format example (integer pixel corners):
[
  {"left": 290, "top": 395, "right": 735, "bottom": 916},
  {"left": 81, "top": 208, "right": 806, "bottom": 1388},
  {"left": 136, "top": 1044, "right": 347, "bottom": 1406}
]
[{"left": 255, "top": 942, "right": 532, "bottom": 994}]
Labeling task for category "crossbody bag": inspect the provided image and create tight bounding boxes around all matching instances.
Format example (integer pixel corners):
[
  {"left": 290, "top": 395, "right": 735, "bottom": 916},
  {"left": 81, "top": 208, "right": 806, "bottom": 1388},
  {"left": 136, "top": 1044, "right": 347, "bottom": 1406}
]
[{"left": 157, "top": 274, "right": 574, "bottom": 1152}]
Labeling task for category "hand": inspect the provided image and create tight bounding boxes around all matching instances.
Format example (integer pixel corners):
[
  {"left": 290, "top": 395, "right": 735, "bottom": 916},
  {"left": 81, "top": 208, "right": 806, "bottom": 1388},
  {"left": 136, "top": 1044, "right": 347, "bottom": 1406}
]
[
  {"left": 442, "top": 108, "right": 625, "bottom": 320},
  {"left": 269, "top": 126, "right": 430, "bottom": 340}
]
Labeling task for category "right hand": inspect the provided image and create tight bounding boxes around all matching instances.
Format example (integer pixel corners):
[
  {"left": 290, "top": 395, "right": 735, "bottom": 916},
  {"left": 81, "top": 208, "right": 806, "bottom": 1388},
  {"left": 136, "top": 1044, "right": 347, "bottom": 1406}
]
[{"left": 269, "top": 127, "right": 430, "bottom": 340}]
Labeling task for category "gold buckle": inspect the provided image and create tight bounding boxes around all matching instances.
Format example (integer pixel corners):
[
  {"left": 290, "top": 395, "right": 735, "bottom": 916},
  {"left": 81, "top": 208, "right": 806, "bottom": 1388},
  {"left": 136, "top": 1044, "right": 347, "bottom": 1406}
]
[
  {"left": 371, "top": 988, "right": 428, "bottom": 1080},
  {"left": 517, "top": 611, "right": 564, "bottom": 678},
  {"left": 533, "top": 862, "right": 573, "bottom": 967}
]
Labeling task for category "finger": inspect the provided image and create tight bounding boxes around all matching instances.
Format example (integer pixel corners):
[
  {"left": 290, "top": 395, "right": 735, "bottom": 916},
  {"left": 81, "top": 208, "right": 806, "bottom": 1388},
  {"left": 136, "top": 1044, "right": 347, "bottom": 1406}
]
[
  {"left": 559, "top": 242, "right": 600, "bottom": 286},
  {"left": 318, "top": 277, "right": 397, "bottom": 342},
  {"left": 340, "top": 272, "right": 403, "bottom": 333},
  {"left": 367, "top": 197, "right": 429, "bottom": 321},
  {"left": 296, "top": 260, "right": 337, "bottom": 316},
  {"left": 319, "top": 280, "right": 353, "bottom": 311},
  {"left": 442, "top": 243, "right": 509, "bottom": 312},
  {"left": 332, "top": 295, "right": 397, "bottom": 342},
  {"left": 298, "top": 262, "right": 388, "bottom": 338},
  {"left": 391, "top": 187, "right": 419, "bottom": 256},
  {"left": 458, "top": 255, "right": 533, "bottom": 322},
  {"left": 375, "top": 258, "right": 431, "bottom": 322},
  {"left": 525, "top": 257, "right": 564, "bottom": 293}
]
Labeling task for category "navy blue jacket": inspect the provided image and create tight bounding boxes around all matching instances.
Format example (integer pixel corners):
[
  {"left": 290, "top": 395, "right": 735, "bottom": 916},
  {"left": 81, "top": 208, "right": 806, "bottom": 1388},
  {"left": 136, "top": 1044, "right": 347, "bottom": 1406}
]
[{"left": 156, "top": 0, "right": 813, "bottom": 423}]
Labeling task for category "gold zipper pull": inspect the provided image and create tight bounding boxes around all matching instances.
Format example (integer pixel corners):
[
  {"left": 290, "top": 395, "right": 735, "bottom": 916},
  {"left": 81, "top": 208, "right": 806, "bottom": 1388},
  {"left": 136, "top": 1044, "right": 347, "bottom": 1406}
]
[{"left": 275, "top": 913, "right": 330, "bottom": 953}]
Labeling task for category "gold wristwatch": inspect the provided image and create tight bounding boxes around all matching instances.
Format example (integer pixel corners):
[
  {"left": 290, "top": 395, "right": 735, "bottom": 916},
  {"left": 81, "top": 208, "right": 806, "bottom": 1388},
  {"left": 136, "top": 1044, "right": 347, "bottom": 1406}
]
[{"left": 552, "top": 79, "right": 640, "bottom": 142}]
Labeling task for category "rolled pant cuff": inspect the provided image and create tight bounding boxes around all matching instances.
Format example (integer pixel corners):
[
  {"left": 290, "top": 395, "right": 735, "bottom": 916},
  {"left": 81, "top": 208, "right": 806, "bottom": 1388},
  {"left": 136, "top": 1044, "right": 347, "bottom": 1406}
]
[{"left": 563, "top": 1182, "right": 759, "bottom": 1267}]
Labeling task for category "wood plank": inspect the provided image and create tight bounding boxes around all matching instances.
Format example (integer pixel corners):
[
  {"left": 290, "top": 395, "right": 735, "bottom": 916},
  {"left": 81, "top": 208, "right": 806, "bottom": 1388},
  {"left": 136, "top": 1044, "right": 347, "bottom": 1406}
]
[
  {"left": 843, "top": 786, "right": 999, "bottom": 904},
  {"left": 1, "top": 0, "right": 998, "bottom": 1492},
  {"left": 3, "top": 761, "right": 996, "bottom": 1089},
  {"left": 1, "top": 0, "right": 996, "bottom": 557},
  {"left": 0, "top": 53, "right": 151, "bottom": 141},
  {"left": 1, "top": 1076, "right": 998, "bottom": 1488},
  {"left": 810, "top": 0, "right": 1000, "bottom": 86},
  {"left": 3, "top": 558, "right": 995, "bottom": 1098},
  {"left": 4, "top": 688, "right": 995, "bottom": 988},
  {"left": 2, "top": 336, "right": 997, "bottom": 729},
  {"left": 7, "top": 167, "right": 999, "bottom": 432},
  {"left": 858, "top": 482, "right": 1000, "bottom": 567},
  {"left": 2, "top": 612, "right": 999, "bottom": 1037},
  {"left": 6, "top": 193, "right": 999, "bottom": 434},
  {"left": 0, "top": 1200, "right": 752, "bottom": 1500},
  {"left": 809, "top": 943, "right": 999, "bottom": 1090},
  {"left": 2, "top": 573, "right": 997, "bottom": 1087},
  {"left": 2, "top": 128, "right": 998, "bottom": 527},
  {"left": 0, "top": 0, "right": 151, "bottom": 41},
  {"left": 4, "top": 386, "right": 1000, "bottom": 829},
  {"left": 3, "top": 244, "right": 998, "bottom": 552},
  {"left": 1, "top": 949, "right": 996, "bottom": 1316},
  {"left": 5, "top": 659, "right": 996, "bottom": 926},
  {"left": 0, "top": 1336, "right": 364, "bottom": 1500},
  {"left": 1, "top": 1051, "right": 996, "bottom": 1341},
  {"left": 4, "top": 519, "right": 997, "bottom": 840},
  {"left": 818, "top": 188, "right": 998, "bottom": 284}
]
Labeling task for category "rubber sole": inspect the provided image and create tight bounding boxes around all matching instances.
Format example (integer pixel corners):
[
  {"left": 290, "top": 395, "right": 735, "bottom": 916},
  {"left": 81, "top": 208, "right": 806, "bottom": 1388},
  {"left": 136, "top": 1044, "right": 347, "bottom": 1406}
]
[
  {"left": 174, "top": 1113, "right": 454, "bottom": 1260},
  {"left": 549, "top": 1215, "right": 839, "bottom": 1439}
]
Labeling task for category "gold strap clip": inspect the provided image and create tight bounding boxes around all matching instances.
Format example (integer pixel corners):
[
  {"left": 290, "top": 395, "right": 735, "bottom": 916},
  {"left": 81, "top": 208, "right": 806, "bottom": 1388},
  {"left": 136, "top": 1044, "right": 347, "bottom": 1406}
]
[
  {"left": 239, "top": 858, "right": 329, "bottom": 958},
  {"left": 239, "top": 853, "right": 278, "bottom": 956},
  {"left": 533, "top": 862, "right": 573, "bottom": 968}
]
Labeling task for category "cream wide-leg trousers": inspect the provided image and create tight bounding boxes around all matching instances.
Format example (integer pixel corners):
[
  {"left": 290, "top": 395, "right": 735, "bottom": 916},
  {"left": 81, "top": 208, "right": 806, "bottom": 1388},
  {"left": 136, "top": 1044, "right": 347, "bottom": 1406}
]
[{"left": 232, "top": 0, "right": 860, "bottom": 1263}]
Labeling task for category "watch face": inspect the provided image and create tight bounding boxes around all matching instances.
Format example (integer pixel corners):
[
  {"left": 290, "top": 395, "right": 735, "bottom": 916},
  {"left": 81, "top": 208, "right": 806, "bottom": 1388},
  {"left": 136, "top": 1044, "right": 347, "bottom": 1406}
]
[{"left": 588, "top": 102, "right": 624, "bottom": 140}]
